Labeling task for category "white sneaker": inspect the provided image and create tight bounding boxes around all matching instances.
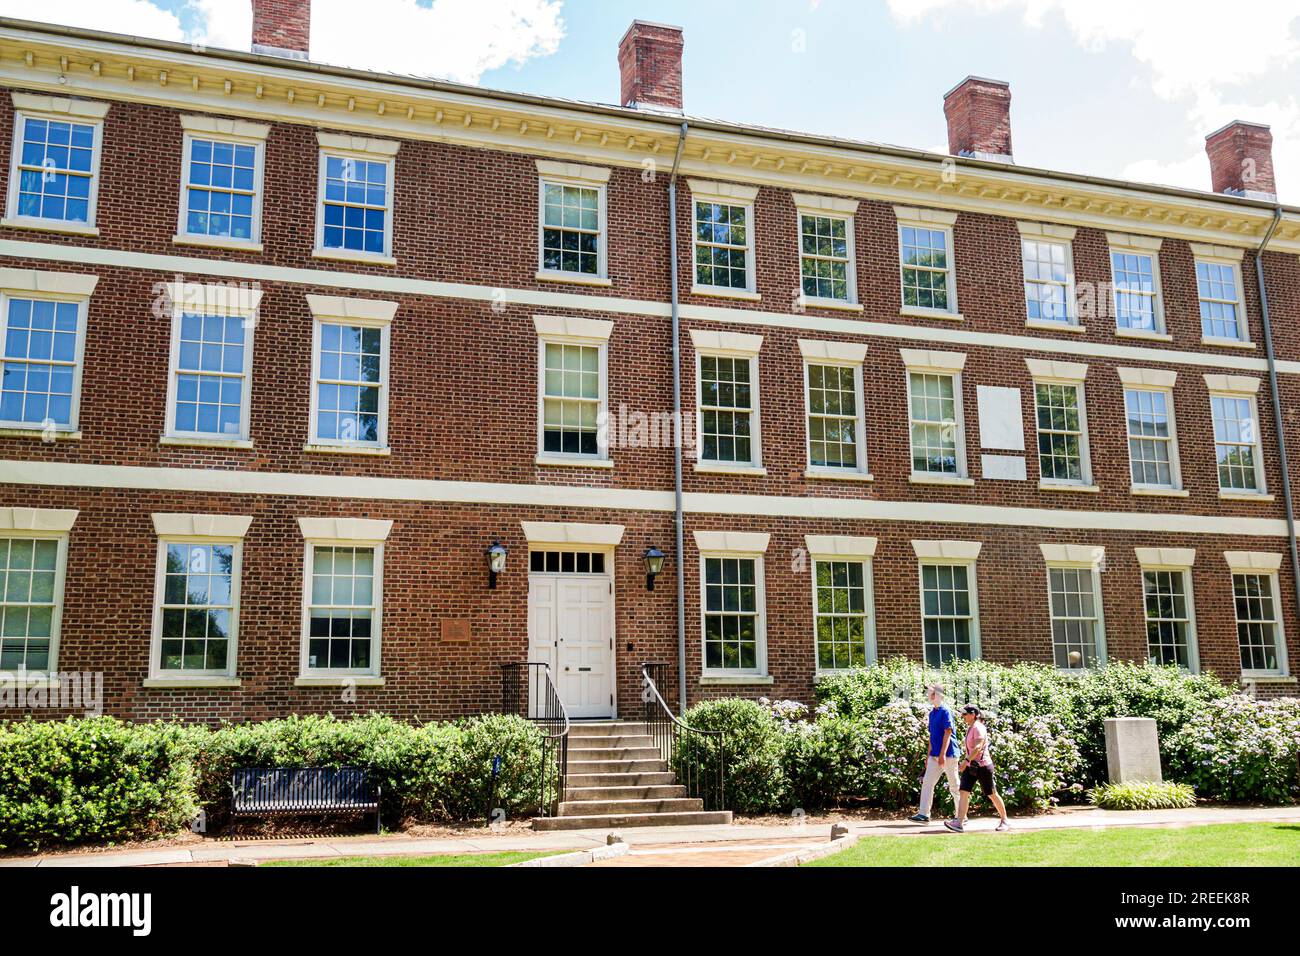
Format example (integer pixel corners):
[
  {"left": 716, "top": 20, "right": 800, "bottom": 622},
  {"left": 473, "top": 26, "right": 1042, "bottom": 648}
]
[
  {"left": 995, "top": 820, "right": 1010, "bottom": 832},
  {"left": 943, "top": 819, "right": 963, "bottom": 833}
]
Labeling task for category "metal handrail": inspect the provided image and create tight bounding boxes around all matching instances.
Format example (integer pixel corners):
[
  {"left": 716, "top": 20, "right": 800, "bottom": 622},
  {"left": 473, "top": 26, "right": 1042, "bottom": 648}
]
[
  {"left": 641, "top": 661, "right": 727, "bottom": 811},
  {"left": 500, "top": 661, "right": 570, "bottom": 817}
]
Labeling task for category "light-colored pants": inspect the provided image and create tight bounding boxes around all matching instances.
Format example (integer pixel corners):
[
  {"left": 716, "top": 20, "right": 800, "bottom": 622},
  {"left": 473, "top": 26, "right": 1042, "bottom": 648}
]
[{"left": 917, "top": 755, "right": 961, "bottom": 817}]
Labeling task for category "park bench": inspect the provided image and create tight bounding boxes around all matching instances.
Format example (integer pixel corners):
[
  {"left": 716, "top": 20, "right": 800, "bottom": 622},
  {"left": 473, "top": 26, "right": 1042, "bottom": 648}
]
[{"left": 230, "top": 768, "right": 381, "bottom": 834}]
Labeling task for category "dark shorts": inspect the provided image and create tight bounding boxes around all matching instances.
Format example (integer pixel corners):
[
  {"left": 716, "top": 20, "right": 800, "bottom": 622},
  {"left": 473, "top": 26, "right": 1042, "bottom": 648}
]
[{"left": 960, "top": 762, "right": 996, "bottom": 794}]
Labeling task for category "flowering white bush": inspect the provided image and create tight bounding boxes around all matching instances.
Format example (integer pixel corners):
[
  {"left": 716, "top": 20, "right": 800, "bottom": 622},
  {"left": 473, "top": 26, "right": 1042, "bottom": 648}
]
[{"left": 1166, "top": 696, "right": 1300, "bottom": 804}]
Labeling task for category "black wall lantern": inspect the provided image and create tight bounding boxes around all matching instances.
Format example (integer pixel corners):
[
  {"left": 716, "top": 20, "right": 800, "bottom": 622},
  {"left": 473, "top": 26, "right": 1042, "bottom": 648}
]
[
  {"left": 486, "top": 539, "right": 508, "bottom": 589},
  {"left": 643, "top": 546, "right": 666, "bottom": 591}
]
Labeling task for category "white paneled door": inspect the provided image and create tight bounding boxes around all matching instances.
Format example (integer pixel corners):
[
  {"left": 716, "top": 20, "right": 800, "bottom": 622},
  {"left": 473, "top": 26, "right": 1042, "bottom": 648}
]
[{"left": 528, "top": 568, "right": 613, "bottom": 718}]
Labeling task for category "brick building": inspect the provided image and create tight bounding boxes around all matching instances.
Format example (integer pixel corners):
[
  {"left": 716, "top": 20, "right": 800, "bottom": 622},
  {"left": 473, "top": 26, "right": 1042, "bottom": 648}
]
[{"left": 0, "top": 2, "right": 1297, "bottom": 723}]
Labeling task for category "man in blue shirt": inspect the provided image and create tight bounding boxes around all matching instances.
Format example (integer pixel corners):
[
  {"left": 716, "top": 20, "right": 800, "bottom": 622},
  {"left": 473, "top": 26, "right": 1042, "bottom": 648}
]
[{"left": 909, "top": 684, "right": 961, "bottom": 823}]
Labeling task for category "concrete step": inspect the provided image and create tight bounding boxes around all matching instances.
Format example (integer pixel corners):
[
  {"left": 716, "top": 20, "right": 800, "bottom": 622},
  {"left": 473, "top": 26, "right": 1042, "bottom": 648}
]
[
  {"left": 566, "top": 771, "right": 677, "bottom": 788},
  {"left": 568, "top": 722, "right": 649, "bottom": 737},
  {"left": 567, "top": 758, "right": 668, "bottom": 774},
  {"left": 532, "top": 810, "right": 733, "bottom": 831},
  {"left": 558, "top": 797, "right": 703, "bottom": 816},
  {"left": 568, "top": 735, "right": 655, "bottom": 750},
  {"left": 562, "top": 746, "right": 662, "bottom": 762},
  {"left": 564, "top": 785, "right": 687, "bottom": 801}
]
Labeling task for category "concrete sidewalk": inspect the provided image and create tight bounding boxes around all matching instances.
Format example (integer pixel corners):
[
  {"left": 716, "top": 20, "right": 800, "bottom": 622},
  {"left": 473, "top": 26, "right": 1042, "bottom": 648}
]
[{"left": 4, "top": 804, "right": 1298, "bottom": 867}]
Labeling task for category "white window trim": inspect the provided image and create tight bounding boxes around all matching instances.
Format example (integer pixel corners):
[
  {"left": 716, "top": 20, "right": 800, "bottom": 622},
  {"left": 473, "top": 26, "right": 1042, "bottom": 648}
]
[
  {"left": 1017, "top": 221, "right": 1079, "bottom": 329},
  {"left": 0, "top": 506, "right": 75, "bottom": 680},
  {"left": 3, "top": 94, "right": 108, "bottom": 236},
  {"left": 1117, "top": 367, "right": 1182, "bottom": 494},
  {"left": 1027, "top": 360, "right": 1094, "bottom": 489},
  {"left": 695, "top": 530, "right": 768, "bottom": 680},
  {"left": 1135, "top": 549, "right": 1200, "bottom": 673},
  {"left": 895, "top": 205, "right": 960, "bottom": 319},
  {"left": 174, "top": 114, "right": 270, "bottom": 251},
  {"left": 161, "top": 281, "right": 262, "bottom": 448},
  {"left": 145, "top": 513, "right": 252, "bottom": 686},
  {"left": 912, "top": 539, "right": 982, "bottom": 662},
  {"left": 793, "top": 193, "right": 860, "bottom": 310},
  {"left": 1106, "top": 232, "right": 1167, "bottom": 339},
  {"left": 691, "top": 329, "right": 764, "bottom": 475},
  {"left": 688, "top": 179, "right": 759, "bottom": 300},
  {"left": 799, "top": 339, "right": 869, "bottom": 478},
  {"left": 1191, "top": 243, "right": 1250, "bottom": 347},
  {"left": 296, "top": 516, "right": 392, "bottom": 685},
  {"left": 1204, "top": 374, "right": 1268, "bottom": 498},
  {"left": 901, "top": 348, "right": 970, "bottom": 484},
  {"left": 807, "top": 535, "right": 877, "bottom": 674},
  {"left": 305, "top": 295, "right": 397, "bottom": 453},
  {"left": 313, "top": 132, "right": 399, "bottom": 266},
  {"left": 1225, "top": 552, "right": 1289, "bottom": 678},
  {"left": 533, "top": 314, "right": 613, "bottom": 467},
  {"left": 535, "top": 160, "right": 611, "bottom": 286},
  {"left": 1039, "top": 543, "right": 1107, "bottom": 670}
]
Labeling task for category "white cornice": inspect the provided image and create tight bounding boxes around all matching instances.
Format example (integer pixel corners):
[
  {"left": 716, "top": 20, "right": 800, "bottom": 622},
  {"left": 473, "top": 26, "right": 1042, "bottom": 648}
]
[
  {"left": 798, "top": 339, "right": 868, "bottom": 363},
  {"left": 305, "top": 294, "right": 399, "bottom": 324},
  {"left": 297, "top": 516, "right": 393, "bottom": 541},
  {"left": 151, "top": 512, "right": 253, "bottom": 538},
  {"left": 521, "top": 521, "right": 624, "bottom": 545},
  {"left": 693, "top": 530, "right": 770, "bottom": 553},
  {"left": 0, "top": 267, "right": 97, "bottom": 297}
]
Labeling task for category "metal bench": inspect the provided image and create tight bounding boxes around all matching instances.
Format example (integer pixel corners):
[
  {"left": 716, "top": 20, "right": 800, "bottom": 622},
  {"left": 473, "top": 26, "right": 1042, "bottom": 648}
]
[{"left": 230, "top": 768, "right": 382, "bottom": 834}]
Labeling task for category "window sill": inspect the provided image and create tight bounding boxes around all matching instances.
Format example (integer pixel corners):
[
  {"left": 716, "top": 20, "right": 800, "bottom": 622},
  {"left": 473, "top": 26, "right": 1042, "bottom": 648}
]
[
  {"left": 694, "top": 462, "right": 767, "bottom": 477},
  {"left": 0, "top": 217, "right": 100, "bottom": 237},
  {"left": 303, "top": 442, "right": 392, "bottom": 456},
  {"left": 534, "top": 270, "right": 612, "bottom": 287},
  {"left": 1025, "top": 319, "right": 1085, "bottom": 334},
  {"left": 1202, "top": 337, "right": 1255, "bottom": 350},
  {"left": 1219, "top": 491, "right": 1274, "bottom": 502},
  {"left": 160, "top": 435, "right": 254, "bottom": 450},
  {"left": 690, "top": 285, "right": 761, "bottom": 302},
  {"left": 143, "top": 677, "right": 242, "bottom": 689},
  {"left": 1039, "top": 482, "right": 1101, "bottom": 493},
  {"left": 1240, "top": 674, "right": 1295, "bottom": 684},
  {"left": 0, "top": 673, "right": 61, "bottom": 688},
  {"left": 0, "top": 427, "right": 81, "bottom": 441},
  {"left": 1115, "top": 328, "right": 1173, "bottom": 343},
  {"left": 801, "top": 297, "right": 863, "bottom": 313},
  {"left": 1130, "top": 486, "right": 1189, "bottom": 498},
  {"left": 909, "top": 473, "right": 974, "bottom": 487},
  {"left": 172, "top": 234, "right": 264, "bottom": 253},
  {"left": 805, "top": 468, "right": 874, "bottom": 482},
  {"left": 536, "top": 454, "right": 614, "bottom": 469},
  {"left": 295, "top": 675, "right": 386, "bottom": 688},
  {"left": 312, "top": 248, "right": 397, "bottom": 267},
  {"left": 699, "top": 674, "right": 774, "bottom": 686},
  {"left": 901, "top": 306, "right": 963, "bottom": 321}
]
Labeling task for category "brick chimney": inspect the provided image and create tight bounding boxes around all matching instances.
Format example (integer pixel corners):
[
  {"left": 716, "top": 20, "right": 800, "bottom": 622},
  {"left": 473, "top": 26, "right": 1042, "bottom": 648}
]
[
  {"left": 618, "top": 21, "right": 684, "bottom": 112},
  {"left": 1205, "top": 121, "right": 1277, "bottom": 201},
  {"left": 251, "top": 0, "right": 311, "bottom": 60},
  {"left": 943, "top": 76, "right": 1013, "bottom": 163}
]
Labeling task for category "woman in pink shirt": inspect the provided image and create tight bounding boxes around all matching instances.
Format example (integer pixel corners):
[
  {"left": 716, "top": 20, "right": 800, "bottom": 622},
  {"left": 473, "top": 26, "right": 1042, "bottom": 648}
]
[{"left": 944, "top": 705, "right": 1010, "bottom": 833}]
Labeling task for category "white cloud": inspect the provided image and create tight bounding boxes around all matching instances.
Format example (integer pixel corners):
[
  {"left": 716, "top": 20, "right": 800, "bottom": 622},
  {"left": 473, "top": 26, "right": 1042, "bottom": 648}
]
[{"left": 0, "top": 0, "right": 184, "bottom": 39}]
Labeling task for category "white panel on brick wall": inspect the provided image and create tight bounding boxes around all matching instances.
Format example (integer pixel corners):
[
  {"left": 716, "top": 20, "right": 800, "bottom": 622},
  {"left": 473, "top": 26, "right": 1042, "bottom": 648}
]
[
  {"left": 977, "top": 385, "right": 1024, "bottom": 450},
  {"left": 981, "top": 455, "right": 1027, "bottom": 481}
]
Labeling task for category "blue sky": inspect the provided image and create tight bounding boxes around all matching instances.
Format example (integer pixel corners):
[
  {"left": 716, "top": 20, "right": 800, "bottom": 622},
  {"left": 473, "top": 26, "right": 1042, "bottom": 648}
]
[{"left": 4, "top": 1, "right": 1298, "bottom": 198}]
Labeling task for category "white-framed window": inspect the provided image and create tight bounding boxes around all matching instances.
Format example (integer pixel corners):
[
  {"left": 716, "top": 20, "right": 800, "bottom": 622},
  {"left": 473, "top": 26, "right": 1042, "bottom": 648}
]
[
  {"left": 901, "top": 348, "right": 968, "bottom": 482},
  {"left": 305, "top": 295, "right": 398, "bottom": 452},
  {"left": 4, "top": 94, "right": 108, "bottom": 234},
  {"left": 1040, "top": 544, "right": 1106, "bottom": 670},
  {"left": 695, "top": 531, "right": 768, "bottom": 678},
  {"left": 536, "top": 161, "right": 609, "bottom": 283},
  {"left": 1192, "top": 244, "right": 1248, "bottom": 344},
  {"left": 1137, "top": 548, "right": 1198, "bottom": 672},
  {"left": 895, "top": 206, "right": 958, "bottom": 317},
  {"left": 147, "top": 513, "right": 252, "bottom": 684},
  {"left": 807, "top": 535, "right": 877, "bottom": 673},
  {"left": 533, "top": 315, "right": 613, "bottom": 465},
  {"left": 162, "top": 282, "right": 262, "bottom": 447},
  {"left": 175, "top": 115, "right": 269, "bottom": 249},
  {"left": 1225, "top": 552, "right": 1288, "bottom": 676},
  {"left": 691, "top": 329, "right": 763, "bottom": 472},
  {"left": 297, "top": 517, "right": 392, "bottom": 684},
  {"left": 1205, "top": 375, "right": 1265, "bottom": 496},
  {"left": 799, "top": 339, "right": 868, "bottom": 477},
  {"left": 0, "top": 507, "right": 75, "bottom": 676},
  {"left": 913, "top": 540, "right": 981, "bottom": 666},
  {"left": 1018, "top": 222, "right": 1077, "bottom": 326},
  {"left": 689, "top": 180, "right": 758, "bottom": 298},
  {"left": 0, "top": 269, "right": 97, "bottom": 435},
  {"left": 314, "top": 132, "right": 398, "bottom": 264},
  {"left": 1117, "top": 367, "right": 1181, "bottom": 492},
  {"left": 1107, "top": 233, "right": 1165, "bottom": 335},
  {"left": 794, "top": 193, "right": 858, "bottom": 307},
  {"left": 1026, "top": 359, "right": 1092, "bottom": 487}
]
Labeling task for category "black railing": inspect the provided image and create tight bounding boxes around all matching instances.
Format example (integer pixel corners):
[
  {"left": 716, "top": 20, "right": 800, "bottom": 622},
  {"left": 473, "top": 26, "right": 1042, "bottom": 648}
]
[
  {"left": 500, "top": 661, "right": 569, "bottom": 817},
  {"left": 641, "top": 661, "right": 727, "bottom": 811}
]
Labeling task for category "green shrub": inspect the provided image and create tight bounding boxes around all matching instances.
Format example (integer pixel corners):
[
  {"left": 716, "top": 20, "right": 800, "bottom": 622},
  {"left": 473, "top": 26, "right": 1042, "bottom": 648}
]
[
  {"left": 780, "top": 715, "right": 874, "bottom": 812},
  {"left": 983, "top": 713, "right": 1082, "bottom": 811},
  {"left": 0, "top": 717, "right": 196, "bottom": 852},
  {"left": 831, "top": 700, "right": 934, "bottom": 812},
  {"left": 440, "top": 713, "right": 547, "bottom": 820},
  {"left": 1165, "top": 696, "right": 1300, "bottom": 804},
  {"left": 1088, "top": 780, "right": 1197, "bottom": 810},
  {"left": 676, "top": 698, "right": 785, "bottom": 813}
]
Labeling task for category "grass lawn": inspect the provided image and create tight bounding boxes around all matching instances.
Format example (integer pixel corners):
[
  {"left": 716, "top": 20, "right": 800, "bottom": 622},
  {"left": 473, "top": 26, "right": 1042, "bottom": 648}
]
[
  {"left": 263, "top": 850, "right": 561, "bottom": 867},
  {"left": 807, "top": 823, "right": 1300, "bottom": 867}
]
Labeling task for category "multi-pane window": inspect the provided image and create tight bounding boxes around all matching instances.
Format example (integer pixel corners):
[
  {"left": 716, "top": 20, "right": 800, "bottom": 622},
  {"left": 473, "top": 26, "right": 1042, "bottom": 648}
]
[
  {"left": 699, "top": 355, "right": 755, "bottom": 465},
  {"left": 1048, "top": 566, "right": 1100, "bottom": 669},
  {"left": 908, "top": 372, "right": 959, "bottom": 475},
  {"left": 1197, "top": 260, "right": 1243, "bottom": 341},
  {"left": 319, "top": 154, "right": 391, "bottom": 256},
  {"left": 1211, "top": 395, "right": 1261, "bottom": 492},
  {"left": 314, "top": 323, "right": 384, "bottom": 445},
  {"left": 800, "top": 214, "right": 851, "bottom": 302},
  {"left": 182, "top": 137, "right": 258, "bottom": 242},
  {"left": 1125, "top": 388, "right": 1175, "bottom": 488},
  {"left": 814, "top": 560, "right": 869, "bottom": 670},
  {"left": 1022, "top": 239, "right": 1071, "bottom": 323},
  {"left": 0, "top": 297, "right": 80, "bottom": 428},
  {"left": 1234, "top": 573, "right": 1281, "bottom": 673},
  {"left": 170, "top": 312, "right": 248, "bottom": 438},
  {"left": 306, "top": 545, "right": 378, "bottom": 673},
  {"left": 540, "top": 182, "right": 601, "bottom": 276},
  {"left": 1111, "top": 250, "right": 1159, "bottom": 332},
  {"left": 1035, "top": 382, "right": 1085, "bottom": 483},
  {"left": 703, "top": 556, "right": 760, "bottom": 672},
  {"left": 0, "top": 537, "right": 60, "bottom": 672},
  {"left": 899, "top": 225, "right": 951, "bottom": 311},
  {"left": 542, "top": 342, "right": 599, "bottom": 457},
  {"left": 11, "top": 114, "right": 98, "bottom": 225},
  {"left": 920, "top": 563, "right": 975, "bottom": 666},
  {"left": 529, "top": 550, "right": 607, "bottom": 574},
  {"left": 806, "top": 363, "right": 860, "bottom": 470},
  {"left": 156, "top": 542, "right": 235, "bottom": 674},
  {"left": 1143, "top": 569, "right": 1194, "bottom": 669},
  {"left": 694, "top": 201, "right": 750, "bottom": 290}
]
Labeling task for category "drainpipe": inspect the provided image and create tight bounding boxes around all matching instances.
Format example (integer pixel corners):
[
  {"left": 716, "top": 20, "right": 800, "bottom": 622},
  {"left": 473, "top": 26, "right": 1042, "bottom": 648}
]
[
  {"left": 1254, "top": 206, "right": 1300, "bottom": 638},
  {"left": 668, "top": 121, "right": 689, "bottom": 716}
]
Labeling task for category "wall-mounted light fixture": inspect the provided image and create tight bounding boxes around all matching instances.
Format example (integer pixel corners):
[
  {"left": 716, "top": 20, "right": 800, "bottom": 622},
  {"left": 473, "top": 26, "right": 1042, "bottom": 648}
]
[
  {"left": 486, "top": 539, "right": 508, "bottom": 589},
  {"left": 643, "top": 546, "right": 666, "bottom": 591}
]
